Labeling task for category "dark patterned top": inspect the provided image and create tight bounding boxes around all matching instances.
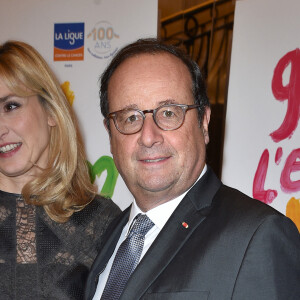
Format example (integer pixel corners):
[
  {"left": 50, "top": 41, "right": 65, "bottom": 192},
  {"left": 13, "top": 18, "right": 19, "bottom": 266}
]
[{"left": 0, "top": 190, "right": 121, "bottom": 300}]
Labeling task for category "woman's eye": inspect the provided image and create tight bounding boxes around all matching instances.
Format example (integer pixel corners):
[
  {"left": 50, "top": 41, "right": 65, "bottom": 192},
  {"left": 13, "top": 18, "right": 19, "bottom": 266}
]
[{"left": 3, "top": 102, "right": 20, "bottom": 112}]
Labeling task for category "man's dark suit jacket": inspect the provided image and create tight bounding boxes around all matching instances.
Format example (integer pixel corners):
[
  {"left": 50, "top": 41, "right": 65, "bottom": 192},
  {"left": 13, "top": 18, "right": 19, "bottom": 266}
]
[{"left": 85, "top": 167, "right": 300, "bottom": 300}]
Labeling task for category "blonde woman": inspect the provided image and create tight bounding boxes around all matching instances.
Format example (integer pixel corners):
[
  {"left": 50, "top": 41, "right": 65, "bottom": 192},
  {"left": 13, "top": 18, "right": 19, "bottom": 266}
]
[{"left": 0, "top": 41, "right": 120, "bottom": 299}]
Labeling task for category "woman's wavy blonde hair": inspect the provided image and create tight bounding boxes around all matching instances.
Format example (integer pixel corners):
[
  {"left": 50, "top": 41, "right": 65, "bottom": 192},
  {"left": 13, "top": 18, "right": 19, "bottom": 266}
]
[{"left": 0, "top": 40, "right": 96, "bottom": 222}]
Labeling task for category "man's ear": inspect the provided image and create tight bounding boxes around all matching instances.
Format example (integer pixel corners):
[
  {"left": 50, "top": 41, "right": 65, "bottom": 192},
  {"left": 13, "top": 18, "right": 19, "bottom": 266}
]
[
  {"left": 103, "top": 118, "right": 113, "bottom": 153},
  {"left": 202, "top": 107, "right": 211, "bottom": 145},
  {"left": 104, "top": 118, "right": 112, "bottom": 135}
]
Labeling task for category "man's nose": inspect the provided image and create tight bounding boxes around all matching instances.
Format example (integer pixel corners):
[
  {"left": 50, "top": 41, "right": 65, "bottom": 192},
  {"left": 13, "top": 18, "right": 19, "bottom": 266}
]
[{"left": 137, "top": 114, "right": 164, "bottom": 148}]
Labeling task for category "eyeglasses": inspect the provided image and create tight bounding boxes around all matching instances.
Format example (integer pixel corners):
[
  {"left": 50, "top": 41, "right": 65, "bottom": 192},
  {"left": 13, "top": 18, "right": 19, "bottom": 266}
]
[{"left": 106, "top": 103, "right": 200, "bottom": 135}]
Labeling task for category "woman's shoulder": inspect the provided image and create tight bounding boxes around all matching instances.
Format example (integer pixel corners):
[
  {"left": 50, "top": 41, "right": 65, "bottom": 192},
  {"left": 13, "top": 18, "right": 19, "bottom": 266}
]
[
  {"left": 92, "top": 194, "right": 120, "bottom": 210},
  {"left": 36, "top": 194, "right": 121, "bottom": 247},
  {"left": 71, "top": 194, "right": 121, "bottom": 226},
  {"left": 85, "top": 194, "right": 120, "bottom": 215}
]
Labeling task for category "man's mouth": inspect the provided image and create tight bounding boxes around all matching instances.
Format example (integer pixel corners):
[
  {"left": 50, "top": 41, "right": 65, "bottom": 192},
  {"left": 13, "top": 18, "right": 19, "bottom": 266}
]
[
  {"left": 143, "top": 158, "right": 167, "bottom": 163},
  {"left": 0, "top": 143, "right": 22, "bottom": 153}
]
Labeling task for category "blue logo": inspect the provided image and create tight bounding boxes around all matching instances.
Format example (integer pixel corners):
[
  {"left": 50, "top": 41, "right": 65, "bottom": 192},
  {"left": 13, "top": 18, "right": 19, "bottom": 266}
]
[
  {"left": 54, "top": 23, "right": 85, "bottom": 61},
  {"left": 54, "top": 23, "right": 84, "bottom": 50}
]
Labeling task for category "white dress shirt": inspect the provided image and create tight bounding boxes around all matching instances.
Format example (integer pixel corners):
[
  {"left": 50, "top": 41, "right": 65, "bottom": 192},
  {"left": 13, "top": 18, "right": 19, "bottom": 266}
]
[{"left": 92, "top": 165, "right": 207, "bottom": 299}]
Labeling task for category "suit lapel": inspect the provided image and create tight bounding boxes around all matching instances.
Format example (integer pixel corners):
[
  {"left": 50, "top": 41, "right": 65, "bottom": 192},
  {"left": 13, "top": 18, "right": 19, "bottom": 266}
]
[{"left": 121, "top": 167, "right": 222, "bottom": 299}]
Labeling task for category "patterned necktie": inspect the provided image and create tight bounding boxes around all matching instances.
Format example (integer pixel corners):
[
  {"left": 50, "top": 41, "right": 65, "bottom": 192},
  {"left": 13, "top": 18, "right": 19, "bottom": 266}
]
[{"left": 100, "top": 214, "right": 154, "bottom": 300}]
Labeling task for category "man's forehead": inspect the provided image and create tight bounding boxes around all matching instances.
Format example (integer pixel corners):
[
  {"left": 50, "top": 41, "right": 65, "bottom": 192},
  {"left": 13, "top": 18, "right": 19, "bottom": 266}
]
[
  {"left": 107, "top": 52, "right": 193, "bottom": 108},
  {"left": 109, "top": 53, "right": 191, "bottom": 91},
  {"left": 110, "top": 54, "right": 188, "bottom": 85},
  {"left": 113, "top": 52, "right": 187, "bottom": 75}
]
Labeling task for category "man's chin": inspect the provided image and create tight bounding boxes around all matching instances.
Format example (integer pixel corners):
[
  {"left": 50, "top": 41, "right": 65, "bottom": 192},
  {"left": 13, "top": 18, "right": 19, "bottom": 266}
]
[{"left": 137, "top": 178, "right": 176, "bottom": 194}]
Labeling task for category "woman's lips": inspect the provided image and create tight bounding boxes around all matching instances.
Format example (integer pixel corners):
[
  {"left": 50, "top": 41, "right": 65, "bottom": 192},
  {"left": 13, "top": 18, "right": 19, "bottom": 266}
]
[{"left": 0, "top": 142, "right": 22, "bottom": 154}]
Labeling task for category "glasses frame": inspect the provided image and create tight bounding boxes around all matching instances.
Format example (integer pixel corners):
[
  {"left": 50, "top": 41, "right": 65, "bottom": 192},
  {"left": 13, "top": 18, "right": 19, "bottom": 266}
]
[{"left": 106, "top": 103, "right": 201, "bottom": 135}]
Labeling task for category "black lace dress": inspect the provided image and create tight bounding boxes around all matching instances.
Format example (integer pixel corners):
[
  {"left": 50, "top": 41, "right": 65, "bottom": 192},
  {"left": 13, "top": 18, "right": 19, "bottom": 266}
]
[{"left": 0, "top": 190, "right": 121, "bottom": 300}]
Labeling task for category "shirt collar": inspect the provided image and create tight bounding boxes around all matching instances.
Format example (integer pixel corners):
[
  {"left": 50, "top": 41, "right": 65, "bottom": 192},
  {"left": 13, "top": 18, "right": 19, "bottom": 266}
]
[{"left": 128, "top": 164, "right": 207, "bottom": 232}]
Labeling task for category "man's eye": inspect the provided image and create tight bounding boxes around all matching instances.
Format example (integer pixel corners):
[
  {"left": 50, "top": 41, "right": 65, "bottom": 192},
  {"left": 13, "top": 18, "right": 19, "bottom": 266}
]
[
  {"left": 162, "top": 110, "right": 175, "bottom": 118},
  {"left": 3, "top": 102, "right": 20, "bottom": 112},
  {"left": 126, "top": 114, "right": 139, "bottom": 123}
]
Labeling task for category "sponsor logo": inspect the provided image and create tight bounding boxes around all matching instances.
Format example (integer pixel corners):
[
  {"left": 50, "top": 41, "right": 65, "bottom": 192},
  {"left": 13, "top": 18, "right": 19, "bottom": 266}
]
[
  {"left": 54, "top": 23, "right": 84, "bottom": 61},
  {"left": 87, "top": 21, "right": 119, "bottom": 59}
]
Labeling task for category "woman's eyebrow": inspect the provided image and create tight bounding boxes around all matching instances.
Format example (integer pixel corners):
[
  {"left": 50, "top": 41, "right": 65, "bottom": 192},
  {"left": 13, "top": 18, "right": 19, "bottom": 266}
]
[{"left": 0, "top": 94, "right": 17, "bottom": 103}]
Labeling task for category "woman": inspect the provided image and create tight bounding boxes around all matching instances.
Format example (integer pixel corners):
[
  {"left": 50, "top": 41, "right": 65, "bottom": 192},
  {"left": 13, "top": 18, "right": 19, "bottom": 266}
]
[{"left": 0, "top": 41, "right": 121, "bottom": 299}]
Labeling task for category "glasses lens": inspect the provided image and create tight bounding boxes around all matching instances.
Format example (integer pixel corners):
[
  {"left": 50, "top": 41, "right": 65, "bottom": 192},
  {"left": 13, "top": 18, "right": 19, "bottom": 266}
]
[
  {"left": 114, "top": 109, "right": 143, "bottom": 134},
  {"left": 155, "top": 105, "right": 185, "bottom": 130}
]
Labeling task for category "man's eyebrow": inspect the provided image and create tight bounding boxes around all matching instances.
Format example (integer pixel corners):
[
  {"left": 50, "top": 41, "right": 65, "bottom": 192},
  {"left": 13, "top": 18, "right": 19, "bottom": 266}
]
[
  {"left": 119, "top": 104, "right": 139, "bottom": 110},
  {"left": 117, "top": 99, "right": 177, "bottom": 111},
  {"left": 157, "top": 99, "right": 177, "bottom": 106}
]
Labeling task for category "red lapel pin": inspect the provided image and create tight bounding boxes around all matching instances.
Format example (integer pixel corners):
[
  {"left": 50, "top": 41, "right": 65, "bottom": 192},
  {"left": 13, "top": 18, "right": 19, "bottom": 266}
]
[{"left": 182, "top": 222, "right": 189, "bottom": 229}]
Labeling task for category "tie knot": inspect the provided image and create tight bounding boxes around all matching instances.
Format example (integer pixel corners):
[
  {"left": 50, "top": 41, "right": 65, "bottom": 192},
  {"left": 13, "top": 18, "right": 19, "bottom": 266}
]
[{"left": 129, "top": 214, "right": 154, "bottom": 237}]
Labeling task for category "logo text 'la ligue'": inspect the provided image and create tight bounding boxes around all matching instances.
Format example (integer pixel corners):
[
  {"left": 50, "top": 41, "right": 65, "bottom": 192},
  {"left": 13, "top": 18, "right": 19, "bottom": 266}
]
[{"left": 54, "top": 23, "right": 84, "bottom": 61}]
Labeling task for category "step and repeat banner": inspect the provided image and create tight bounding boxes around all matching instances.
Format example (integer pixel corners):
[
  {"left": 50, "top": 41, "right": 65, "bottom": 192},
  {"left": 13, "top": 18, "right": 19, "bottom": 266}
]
[
  {"left": 0, "top": 0, "right": 158, "bottom": 210},
  {"left": 223, "top": 0, "right": 300, "bottom": 230}
]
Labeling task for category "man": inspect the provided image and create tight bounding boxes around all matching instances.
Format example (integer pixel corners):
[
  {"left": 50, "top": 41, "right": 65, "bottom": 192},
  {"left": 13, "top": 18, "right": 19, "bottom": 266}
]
[{"left": 85, "top": 39, "right": 300, "bottom": 300}]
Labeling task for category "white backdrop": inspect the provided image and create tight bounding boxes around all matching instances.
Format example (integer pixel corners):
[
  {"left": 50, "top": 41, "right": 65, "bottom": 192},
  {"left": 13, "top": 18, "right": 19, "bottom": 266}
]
[
  {"left": 223, "top": 0, "right": 300, "bottom": 230},
  {"left": 0, "top": 0, "right": 158, "bottom": 210}
]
